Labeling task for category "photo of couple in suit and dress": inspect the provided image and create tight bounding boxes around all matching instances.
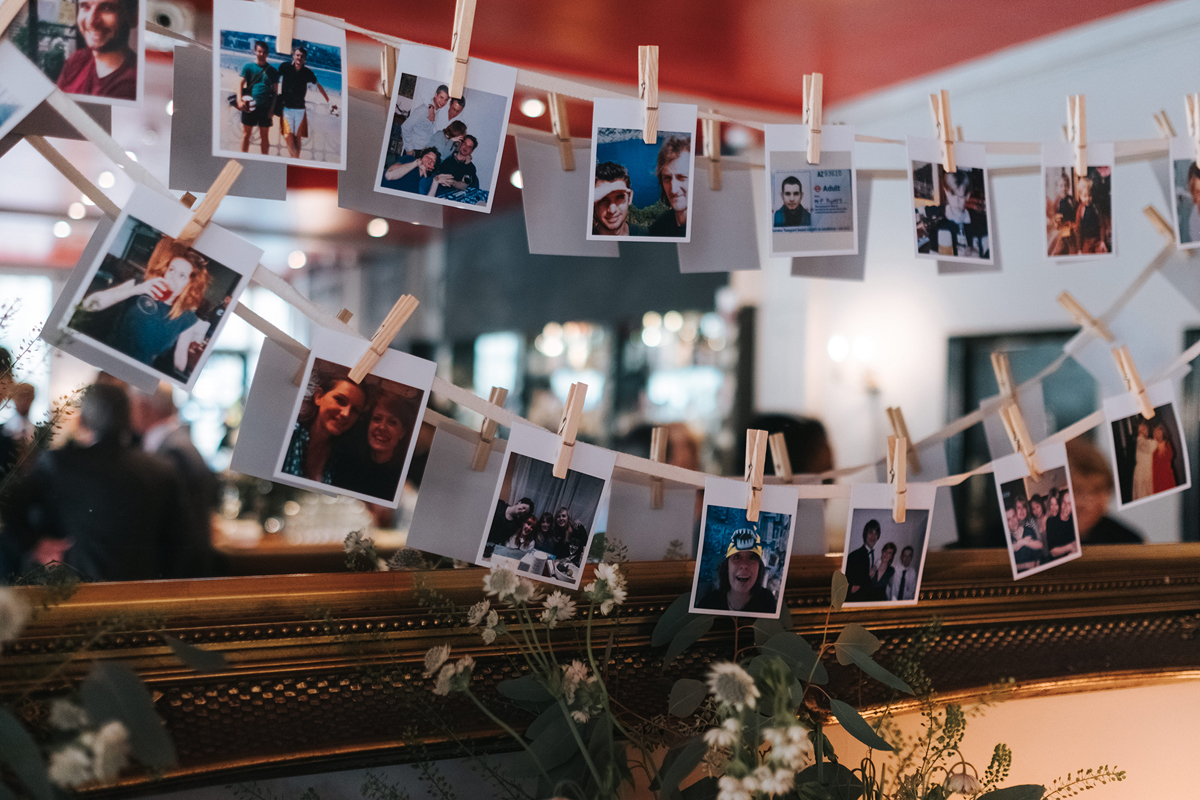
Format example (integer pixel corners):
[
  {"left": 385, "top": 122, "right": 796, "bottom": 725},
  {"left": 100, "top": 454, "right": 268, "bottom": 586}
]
[{"left": 843, "top": 511, "right": 928, "bottom": 605}]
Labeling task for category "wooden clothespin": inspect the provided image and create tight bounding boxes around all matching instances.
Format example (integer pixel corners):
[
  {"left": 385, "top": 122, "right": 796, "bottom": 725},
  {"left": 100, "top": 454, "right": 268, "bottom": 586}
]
[
  {"left": 744, "top": 429, "right": 767, "bottom": 523},
  {"left": 702, "top": 116, "right": 722, "bottom": 190},
  {"left": 1143, "top": 205, "right": 1174, "bottom": 241},
  {"left": 1186, "top": 94, "right": 1200, "bottom": 160},
  {"left": 1112, "top": 345, "right": 1155, "bottom": 420},
  {"left": 886, "top": 435, "right": 907, "bottom": 524},
  {"left": 380, "top": 46, "right": 397, "bottom": 97},
  {"left": 768, "top": 432, "right": 792, "bottom": 483},
  {"left": 1066, "top": 95, "right": 1087, "bottom": 175},
  {"left": 470, "top": 386, "right": 508, "bottom": 471},
  {"left": 1154, "top": 109, "right": 1176, "bottom": 139},
  {"left": 276, "top": 0, "right": 295, "bottom": 54},
  {"left": 552, "top": 383, "right": 586, "bottom": 479},
  {"left": 291, "top": 309, "right": 353, "bottom": 386},
  {"left": 179, "top": 192, "right": 197, "bottom": 209},
  {"left": 0, "top": 0, "right": 24, "bottom": 37},
  {"left": 1056, "top": 291, "right": 1113, "bottom": 342},
  {"left": 649, "top": 426, "right": 668, "bottom": 509},
  {"left": 548, "top": 93, "right": 575, "bottom": 171},
  {"left": 348, "top": 295, "right": 419, "bottom": 384},
  {"left": 803, "top": 72, "right": 823, "bottom": 165},
  {"left": 991, "top": 351, "right": 1043, "bottom": 480},
  {"left": 638, "top": 45, "right": 659, "bottom": 145},
  {"left": 449, "top": 0, "right": 477, "bottom": 100},
  {"left": 884, "top": 407, "right": 921, "bottom": 475},
  {"left": 176, "top": 161, "right": 242, "bottom": 247},
  {"left": 929, "top": 89, "right": 956, "bottom": 173}
]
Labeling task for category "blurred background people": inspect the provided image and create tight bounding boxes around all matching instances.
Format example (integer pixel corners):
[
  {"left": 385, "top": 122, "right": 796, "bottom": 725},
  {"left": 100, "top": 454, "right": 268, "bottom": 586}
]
[
  {"left": 131, "top": 382, "right": 221, "bottom": 526},
  {"left": 1067, "top": 438, "right": 1144, "bottom": 544},
  {"left": 2, "top": 383, "right": 35, "bottom": 445}
]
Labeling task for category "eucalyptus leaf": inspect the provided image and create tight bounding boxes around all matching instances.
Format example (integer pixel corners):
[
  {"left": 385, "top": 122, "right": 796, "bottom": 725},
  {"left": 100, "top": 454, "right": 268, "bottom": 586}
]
[
  {"left": 830, "top": 571, "right": 849, "bottom": 611},
  {"left": 657, "top": 736, "right": 708, "bottom": 800},
  {"left": 977, "top": 786, "right": 1046, "bottom": 800},
  {"left": 663, "top": 614, "right": 714, "bottom": 668},
  {"left": 842, "top": 647, "right": 913, "bottom": 695},
  {"left": 651, "top": 593, "right": 694, "bottom": 647},
  {"left": 525, "top": 702, "right": 560, "bottom": 739},
  {"left": 829, "top": 698, "right": 892, "bottom": 752},
  {"left": 0, "top": 709, "right": 53, "bottom": 800},
  {"left": 796, "top": 762, "right": 865, "bottom": 800},
  {"left": 761, "top": 631, "right": 828, "bottom": 684},
  {"left": 753, "top": 616, "right": 785, "bottom": 645},
  {"left": 529, "top": 713, "right": 582, "bottom": 772},
  {"left": 158, "top": 633, "right": 228, "bottom": 673},
  {"left": 668, "top": 678, "right": 708, "bottom": 717},
  {"left": 680, "top": 775, "right": 720, "bottom": 800},
  {"left": 496, "top": 674, "right": 552, "bottom": 703},
  {"left": 833, "top": 623, "right": 881, "bottom": 665},
  {"left": 80, "top": 662, "right": 177, "bottom": 770}
]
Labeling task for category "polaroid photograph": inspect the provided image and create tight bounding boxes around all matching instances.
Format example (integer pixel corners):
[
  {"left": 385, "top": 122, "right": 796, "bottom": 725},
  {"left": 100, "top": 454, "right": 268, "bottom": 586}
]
[
  {"left": 676, "top": 159, "right": 760, "bottom": 273},
  {"left": 211, "top": 0, "right": 347, "bottom": 169},
  {"left": 0, "top": 40, "right": 56, "bottom": 140},
  {"left": 274, "top": 327, "right": 435, "bottom": 507},
  {"left": 49, "top": 184, "right": 260, "bottom": 392},
  {"left": 604, "top": 470, "right": 699, "bottom": 561},
  {"left": 907, "top": 137, "right": 993, "bottom": 265},
  {"left": 515, "top": 136, "right": 618, "bottom": 258},
  {"left": 764, "top": 124, "right": 857, "bottom": 257},
  {"left": 689, "top": 478, "right": 797, "bottom": 619},
  {"left": 1169, "top": 137, "right": 1200, "bottom": 249},
  {"left": 373, "top": 43, "right": 516, "bottom": 213},
  {"left": 476, "top": 423, "right": 616, "bottom": 589},
  {"left": 588, "top": 98, "right": 698, "bottom": 242},
  {"left": 1042, "top": 141, "right": 1115, "bottom": 260},
  {"left": 790, "top": 175, "right": 872, "bottom": 281},
  {"left": 2, "top": 0, "right": 144, "bottom": 107},
  {"left": 1104, "top": 381, "right": 1191, "bottom": 509},
  {"left": 841, "top": 483, "right": 934, "bottom": 607},
  {"left": 994, "top": 441, "right": 1081, "bottom": 580}
]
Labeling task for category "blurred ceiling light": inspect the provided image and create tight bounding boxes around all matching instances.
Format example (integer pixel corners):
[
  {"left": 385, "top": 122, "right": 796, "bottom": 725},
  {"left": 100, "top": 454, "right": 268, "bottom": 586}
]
[
  {"left": 125, "top": 150, "right": 138, "bottom": 162},
  {"left": 519, "top": 98, "right": 546, "bottom": 118},
  {"left": 642, "top": 310, "right": 662, "bottom": 329},
  {"left": 827, "top": 335, "right": 850, "bottom": 363},
  {"left": 52, "top": 221, "right": 71, "bottom": 238},
  {"left": 663, "top": 310, "right": 684, "bottom": 332},
  {"left": 98, "top": 171, "right": 115, "bottom": 189},
  {"left": 367, "top": 218, "right": 389, "bottom": 237},
  {"left": 287, "top": 250, "right": 307, "bottom": 270},
  {"left": 80, "top": 194, "right": 95, "bottom": 206},
  {"left": 67, "top": 203, "right": 86, "bottom": 220},
  {"left": 166, "top": 100, "right": 174, "bottom": 116},
  {"left": 509, "top": 170, "right": 523, "bottom": 189},
  {"left": 641, "top": 327, "right": 662, "bottom": 347},
  {"left": 853, "top": 335, "right": 874, "bottom": 363}
]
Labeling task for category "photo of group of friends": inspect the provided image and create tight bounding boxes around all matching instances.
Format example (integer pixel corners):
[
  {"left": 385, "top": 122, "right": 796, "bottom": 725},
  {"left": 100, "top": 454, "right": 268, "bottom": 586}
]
[
  {"left": 1171, "top": 141, "right": 1200, "bottom": 248},
  {"left": 1105, "top": 385, "right": 1190, "bottom": 509},
  {"left": 277, "top": 357, "right": 426, "bottom": 505},
  {"left": 374, "top": 45, "right": 515, "bottom": 213},
  {"left": 689, "top": 480, "right": 796, "bottom": 619},
  {"left": 1043, "top": 162, "right": 1114, "bottom": 258},
  {"left": 3, "top": 0, "right": 143, "bottom": 105},
  {"left": 213, "top": 0, "right": 346, "bottom": 168},
  {"left": 479, "top": 447, "right": 608, "bottom": 587},
  {"left": 62, "top": 215, "right": 243, "bottom": 388},
  {"left": 993, "top": 443, "right": 1080, "bottom": 579}
]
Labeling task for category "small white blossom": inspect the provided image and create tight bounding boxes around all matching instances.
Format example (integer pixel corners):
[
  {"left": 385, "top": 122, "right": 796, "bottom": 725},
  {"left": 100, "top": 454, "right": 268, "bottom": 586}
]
[
  {"left": 509, "top": 577, "right": 542, "bottom": 606},
  {"left": 467, "top": 599, "right": 491, "bottom": 627},
  {"left": 753, "top": 765, "right": 792, "bottom": 796},
  {"left": 0, "top": 587, "right": 31, "bottom": 644},
  {"left": 717, "top": 776, "right": 751, "bottom": 800},
  {"left": 945, "top": 770, "right": 981, "bottom": 796},
  {"left": 571, "top": 709, "right": 590, "bottom": 723},
  {"left": 480, "top": 609, "right": 501, "bottom": 644},
  {"left": 48, "top": 746, "right": 93, "bottom": 788},
  {"left": 91, "top": 721, "right": 131, "bottom": 782},
  {"left": 423, "top": 644, "right": 451, "bottom": 678},
  {"left": 561, "top": 660, "right": 589, "bottom": 703},
  {"left": 432, "top": 655, "right": 476, "bottom": 696},
  {"left": 541, "top": 591, "right": 577, "bottom": 628},
  {"left": 482, "top": 567, "right": 518, "bottom": 601},
  {"left": 48, "top": 700, "right": 89, "bottom": 731},
  {"left": 704, "top": 724, "right": 736, "bottom": 749},
  {"left": 343, "top": 530, "right": 374, "bottom": 556},
  {"left": 432, "top": 663, "right": 455, "bottom": 696},
  {"left": 707, "top": 663, "right": 760, "bottom": 710}
]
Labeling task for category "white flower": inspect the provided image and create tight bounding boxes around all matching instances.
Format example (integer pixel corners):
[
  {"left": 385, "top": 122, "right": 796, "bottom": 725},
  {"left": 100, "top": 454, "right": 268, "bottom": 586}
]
[
  {"left": 48, "top": 700, "right": 89, "bottom": 731},
  {"left": 423, "top": 644, "right": 451, "bottom": 678},
  {"left": 480, "top": 609, "right": 501, "bottom": 644},
  {"left": 754, "top": 765, "right": 792, "bottom": 796},
  {"left": 480, "top": 626, "right": 497, "bottom": 645},
  {"left": 91, "top": 721, "right": 131, "bottom": 782},
  {"left": 582, "top": 563, "right": 628, "bottom": 615},
  {"left": 717, "top": 776, "right": 751, "bottom": 800},
  {"left": 432, "top": 663, "right": 455, "bottom": 696},
  {"left": 763, "top": 724, "right": 814, "bottom": 771},
  {"left": 509, "top": 577, "right": 542, "bottom": 606},
  {"left": 48, "top": 746, "right": 93, "bottom": 788},
  {"left": 433, "top": 655, "right": 476, "bottom": 696},
  {"left": 571, "top": 709, "right": 590, "bottom": 723},
  {"left": 343, "top": 530, "right": 374, "bottom": 556},
  {"left": 704, "top": 724, "right": 736, "bottom": 749},
  {"left": 467, "top": 599, "right": 490, "bottom": 627},
  {"left": 541, "top": 591, "right": 577, "bottom": 628},
  {"left": 0, "top": 587, "right": 31, "bottom": 644},
  {"left": 945, "top": 770, "right": 981, "bottom": 796},
  {"left": 706, "top": 663, "right": 760, "bottom": 710},
  {"left": 483, "top": 567, "right": 518, "bottom": 601},
  {"left": 561, "top": 660, "right": 589, "bottom": 703}
]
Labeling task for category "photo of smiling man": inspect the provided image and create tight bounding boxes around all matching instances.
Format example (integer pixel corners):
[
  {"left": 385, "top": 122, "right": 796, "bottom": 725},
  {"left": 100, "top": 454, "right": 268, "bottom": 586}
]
[
  {"left": 3, "top": 0, "right": 144, "bottom": 105},
  {"left": 592, "top": 162, "right": 646, "bottom": 236}
]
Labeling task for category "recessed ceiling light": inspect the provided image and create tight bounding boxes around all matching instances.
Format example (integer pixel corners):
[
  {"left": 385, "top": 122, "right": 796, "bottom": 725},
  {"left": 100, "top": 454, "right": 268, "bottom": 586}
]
[
  {"left": 68, "top": 203, "right": 86, "bottom": 220},
  {"left": 520, "top": 98, "right": 546, "bottom": 118},
  {"left": 509, "top": 170, "right": 523, "bottom": 189},
  {"left": 52, "top": 221, "right": 71, "bottom": 238},
  {"left": 287, "top": 250, "right": 307, "bottom": 269},
  {"left": 367, "top": 218, "right": 389, "bottom": 237}
]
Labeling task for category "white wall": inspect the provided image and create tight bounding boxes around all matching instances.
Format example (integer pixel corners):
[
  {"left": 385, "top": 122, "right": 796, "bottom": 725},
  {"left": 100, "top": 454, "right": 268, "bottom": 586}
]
[{"left": 750, "top": 0, "right": 1200, "bottom": 541}]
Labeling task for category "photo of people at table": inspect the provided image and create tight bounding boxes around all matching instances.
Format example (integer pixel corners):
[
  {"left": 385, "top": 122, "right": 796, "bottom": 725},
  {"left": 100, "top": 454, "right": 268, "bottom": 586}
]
[
  {"left": 691, "top": 505, "right": 791, "bottom": 618},
  {"left": 376, "top": 73, "right": 506, "bottom": 209},
  {"left": 1109, "top": 403, "right": 1189, "bottom": 507},
  {"left": 999, "top": 466, "right": 1078, "bottom": 576},
  {"left": 1044, "top": 165, "right": 1113, "bottom": 257},
  {"left": 842, "top": 509, "right": 928, "bottom": 605},
  {"left": 911, "top": 161, "right": 990, "bottom": 260},
  {"left": 280, "top": 358, "right": 425, "bottom": 503},
  {"left": 590, "top": 128, "right": 692, "bottom": 240},
  {"left": 3, "top": 0, "right": 142, "bottom": 104},
  {"left": 481, "top": 452, "right": 605, "bottom": 585},
  {"left": 64, "top": 216, "right": 241, "bottom": 386}
]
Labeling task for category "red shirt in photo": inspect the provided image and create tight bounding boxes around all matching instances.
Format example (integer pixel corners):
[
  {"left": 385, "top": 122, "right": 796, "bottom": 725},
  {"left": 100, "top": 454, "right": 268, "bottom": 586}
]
[{"left": 56, "top": 48, "right": 137, "bottom": 101}]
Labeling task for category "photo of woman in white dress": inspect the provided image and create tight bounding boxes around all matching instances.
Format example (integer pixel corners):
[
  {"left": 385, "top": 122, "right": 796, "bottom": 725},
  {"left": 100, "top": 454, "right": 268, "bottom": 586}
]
[{"left": 1132, "top": 420, "right": 1156, "bottom": 501}]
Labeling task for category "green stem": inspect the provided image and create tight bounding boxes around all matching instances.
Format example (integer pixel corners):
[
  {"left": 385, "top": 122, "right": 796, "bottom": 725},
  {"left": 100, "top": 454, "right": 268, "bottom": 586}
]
[
  {"left": 558, "top": 697, "right": 606, "bottom": 793},
  {"left": 465, "top": 688, "right": 554, "bottom": 785}
]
